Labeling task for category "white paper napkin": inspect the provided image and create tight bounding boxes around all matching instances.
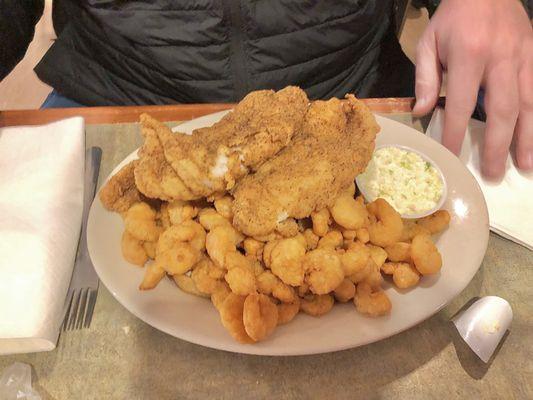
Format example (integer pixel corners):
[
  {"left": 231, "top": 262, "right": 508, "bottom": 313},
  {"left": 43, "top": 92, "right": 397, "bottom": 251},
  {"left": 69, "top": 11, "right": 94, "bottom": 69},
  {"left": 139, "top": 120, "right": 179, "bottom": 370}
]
[
  {"left": 426, "top": 108, "right": 533, "bottom": 251},
  {"left": 0, "top": 117, "right": 84, "bottom": 355}
]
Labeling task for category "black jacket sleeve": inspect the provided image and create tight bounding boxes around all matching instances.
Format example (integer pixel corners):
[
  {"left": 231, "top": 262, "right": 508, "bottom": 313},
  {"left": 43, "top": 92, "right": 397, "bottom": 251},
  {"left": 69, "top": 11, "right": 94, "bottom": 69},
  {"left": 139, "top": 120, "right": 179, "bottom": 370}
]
[{"left": 0, "top": 0, "right": 44, "bottom": 81}]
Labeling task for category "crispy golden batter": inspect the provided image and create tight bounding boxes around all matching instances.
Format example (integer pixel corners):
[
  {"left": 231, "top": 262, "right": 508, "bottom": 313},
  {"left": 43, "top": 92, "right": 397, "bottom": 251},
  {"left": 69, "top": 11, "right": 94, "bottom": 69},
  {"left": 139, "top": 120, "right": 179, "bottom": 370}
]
[
  {"left": 153, "top": 86, "right": 309, "bottom": 199},
  {"left": 99, "top": 161, "right": 144, "bottom": 214},
  {"left": 232, "top": 95, "right": 379, "bottom": 237}
]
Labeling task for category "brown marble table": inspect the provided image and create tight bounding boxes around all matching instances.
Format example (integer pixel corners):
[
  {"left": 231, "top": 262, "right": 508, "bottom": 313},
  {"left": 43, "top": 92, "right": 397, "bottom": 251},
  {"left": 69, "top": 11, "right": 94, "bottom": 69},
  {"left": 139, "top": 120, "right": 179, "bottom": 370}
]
[{"left": 0, "top": 101, "right": 531, "bottom": 400}]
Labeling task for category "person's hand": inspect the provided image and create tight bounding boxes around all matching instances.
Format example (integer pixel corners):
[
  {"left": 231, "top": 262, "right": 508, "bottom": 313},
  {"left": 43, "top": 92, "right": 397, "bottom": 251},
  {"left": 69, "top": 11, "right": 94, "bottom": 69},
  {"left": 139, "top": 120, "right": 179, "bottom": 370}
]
[{"left": 413, "top": 0, "right": 533, "bottom": 179}]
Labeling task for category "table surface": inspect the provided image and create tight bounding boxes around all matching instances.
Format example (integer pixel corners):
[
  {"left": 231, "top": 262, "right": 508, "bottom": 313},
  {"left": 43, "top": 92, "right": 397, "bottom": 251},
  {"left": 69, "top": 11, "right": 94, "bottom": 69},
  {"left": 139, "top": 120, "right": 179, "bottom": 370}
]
[{"left": 0, "top": 103, "right": 531, "bottom": 400}]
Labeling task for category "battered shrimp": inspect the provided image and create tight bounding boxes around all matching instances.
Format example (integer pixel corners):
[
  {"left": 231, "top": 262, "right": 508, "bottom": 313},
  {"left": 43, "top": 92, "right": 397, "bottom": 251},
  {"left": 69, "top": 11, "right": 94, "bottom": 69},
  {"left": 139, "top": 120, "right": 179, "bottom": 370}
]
[
  {"left": 317, "top": 230, "right": 344, "bottom": 250},
  {"left": 205, "top": 225, "right": 240, "bottom": 268},
  {"left": 354, "top": 282, "right": 392, "bottom": 317},
  {"left": 384, "top": 242, "right": 411, "bottom": 262},
  {"left": 381, "top": 262, "right": 399, "bottom": 275},
  {"left": 276, "top": 218, "right": 299, "bottom": 238},
  {"left": 342, "top": 229, "right": 357, "bottom": 240},
  {"left": 167, "top": 200, "right": 198, "bottom": 225},
  {"left": 219, "top": 293, "right": 255, "bottom": 343},
  {"left": 303, "top": 248, "right": 344, "bottom": 295},
  {"left": 243, "top": 293, "right": 279, "bottom": 341},
  {"left": 139, "top": 261, "right": 166, "bottom": 290},
  {"left": 198, "top": 208, "right": 231, "bottom": 231},
  {"left": 277, "top": 298, "right": 300, "bottom": 325},
  {"left": 157, "top": 242, "right": 201, "bottom": 275},
  {"left": 311, "top": 208, "right": 331, "bottom": 237},
  {"left": 300, "top": 294, "right": 334, "bottom": 317},
  {"left": 361, "top": 258, "right": 383, "bottom": 289},
  {"left": 142, "top": 241, "right": 156, "bottom": 259},
  {"left": 157, "top": 221, "right": 206, "bottom": 255},
  {"left": 173, "top": 274, "right": 210, "bottom": 298},
  {"left": 356, "top": 227, "right": 370, "bottom": 243},
  {"left": 416, "top": 210, "right": 451, "bottom": 235},
  {"left": 125, "top": 202, "right": 162, "bottom": 242},
  {"left": 368, "top": 245, "right": 388, "bottom": 268},
  {"left": 224, "top": 252, "right": 256, "bottom": 295},
  {"left": 392, "top": 263, "right": 420, "bottom": 289},
  {"left": 303, "top": 229, "right": 319, "bottom": 250},
  {"left": 256, "top": 271, "right": 297, "bottom": 303},
  {"left": 211, "top": 282, "right": 231, "bottom": 311},
  {"left": 159, "top": 202, "right": 171, "bottom": 229},
  {"left": 333, "top": 278, "right": 356, "bottom": 302},
  {"left": 399, "top": 220, "right": 430, "bottom": 242},
  {"left": 411, "top": 234, "right": 442, "bottom": 275},
  {"left": 329, "top": 194, "right": 369, "bottom": 230},
  {"left": 341, "top": 241, "right": 370, "bottom": 276},
  {"left": 270, "top": 237, "right": 306, "bottom": 286},
  {"left": 262, "top": 239, "right": 278, "bottom": 268},
  {"left": 121, "top": 231, "right": 148, "bottom": 266},
  {"left": 191, "top": 257, "right": 225, "bottom": 295},
  {"left": 367, "top": 198, "right": 403, "bottom": 247},
  {"left": 243, "top": 238, "right": 264, "bottom": 260},
  {"left": 214, "top": 195, "right": 234, "bottom": 220}
]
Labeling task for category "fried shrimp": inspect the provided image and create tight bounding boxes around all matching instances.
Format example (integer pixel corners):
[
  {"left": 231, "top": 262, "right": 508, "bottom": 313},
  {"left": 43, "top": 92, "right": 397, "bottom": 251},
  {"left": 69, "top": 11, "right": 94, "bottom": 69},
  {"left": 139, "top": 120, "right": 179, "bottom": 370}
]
[
  {"left": 205, "top": 225, "right": 241, "bottom": 268},
  {"left": 269, "top": 237, "right": 306, "bottom": 286},
  {"left": 392, "top": 263, "right": 420, "bottom": 288},
  {"left": 173, "top": 274, "right": 210, "bottom": 298},
  {"left": 121, "top": 231, "right": 148, "bottom": 266},
  {"left": 341, "top": 241, "right": 370, "bottom": 276},
  {"left": 277, "top": 298, "right": 300, "bottom": 325},
  {"left": 139, "top": 261, "right": 166, "bottom": 290},
  {"left": 300, "top": 294, "right": 334, "bottom": 316},
  {"left": 219, "top": 293, "right": 255, "bottom": 343},
  {"left": 330, "top": 194, "right": 369, "bottom": 230},
  {"left": 256, "top": 271, "right": 296, "bottom": 303},
  {"left": 368, "top": 245, "right": 388, "bottom": 268},
  {"left": 356, "top": 227, "right": 370, "bottom": 243},
  {"left": 191, "top": 257, "right": 225, "bottom": 295},
  {"left": 367, "top": 198, "right": 403, "bottom": 247},
  {"left": 303, "top": 229, "right": 319, "bottom": 250},
  {"left": 243, "top": 238, "right": 264, "bottom": 260},
  {"left": 243, "top": 293, "right": 278, "bottom": 341},
  {"left": 384, "top": 242, "right": 411, "bottom": 262},
  {"left": 224, "top": 251, "right": 257, "bottom": 295},
  {"left": 399, "top": 220, "right": 430, "bottom": 242},
  {"left": 354, "top": 282, "right": 391, "bottom": 317},
  {"left": 303, "top": 248, "right": 344, "bottom": 295},
  {"left": 214, "top": 195, "right": 234, "bottom": 220},
  {"left": 311, "top": 208, "right": 331, "bottom": 237},
  {"left": 333, "top": 278, "right": 356, "bottom": 302},
  {"left": 411, "top": 234, "right": 442, "bottom": 275},
  {"left": 416, "top": 210, "right": 451, "bottom": 235},
  {"left": 142, "top": 241, "right": 157, "bottom": 259},
  {"left": 317, "top": 230, "right": 344, "bottom": 250},
  {"left": 167, "top": 200, "right": 198, "bottom": 225},
  {"left": 125, "top": 202, "right": 162, "bottom": 242}
]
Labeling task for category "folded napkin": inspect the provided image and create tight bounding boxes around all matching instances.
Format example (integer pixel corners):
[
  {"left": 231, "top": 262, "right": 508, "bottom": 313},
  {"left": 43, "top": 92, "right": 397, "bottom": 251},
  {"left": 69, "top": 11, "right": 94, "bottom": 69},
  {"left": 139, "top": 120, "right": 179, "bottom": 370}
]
[
  {"left": 426, "top": 108, "right": 533, "bottom": 251},
  {"left": 0, "top": 118, "right": 84, "bottom": 355}
]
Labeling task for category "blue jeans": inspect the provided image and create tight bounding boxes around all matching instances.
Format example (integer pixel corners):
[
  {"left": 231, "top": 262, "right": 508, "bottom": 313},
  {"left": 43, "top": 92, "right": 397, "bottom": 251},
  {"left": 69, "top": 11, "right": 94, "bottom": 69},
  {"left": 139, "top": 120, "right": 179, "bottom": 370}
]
[{"left": 41, "top": 90, "right": 85, "bottom": 108}]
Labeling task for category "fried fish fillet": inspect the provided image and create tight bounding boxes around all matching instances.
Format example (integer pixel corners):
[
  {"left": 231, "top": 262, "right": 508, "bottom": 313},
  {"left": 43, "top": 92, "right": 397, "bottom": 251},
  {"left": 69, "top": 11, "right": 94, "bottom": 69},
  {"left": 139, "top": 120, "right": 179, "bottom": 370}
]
[
  {"left": 135, "top": 114, "right": 199, "bottom": 201},
  {"left": 99, "top": 160, "right": 144, "bottom": 214},
  {"left": 155, "top": 86, "right": 309, "bottom": 198},
  {"left": 232, "top": 95, "right": 379, "bottom": 237}
]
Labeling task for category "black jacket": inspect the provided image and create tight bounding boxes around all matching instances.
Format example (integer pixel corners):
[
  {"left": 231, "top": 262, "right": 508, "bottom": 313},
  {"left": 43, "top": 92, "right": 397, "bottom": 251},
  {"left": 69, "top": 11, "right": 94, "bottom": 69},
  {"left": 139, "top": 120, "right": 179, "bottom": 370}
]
[{"left": 2, "top": 1, "right": 417, "bottom": 105}]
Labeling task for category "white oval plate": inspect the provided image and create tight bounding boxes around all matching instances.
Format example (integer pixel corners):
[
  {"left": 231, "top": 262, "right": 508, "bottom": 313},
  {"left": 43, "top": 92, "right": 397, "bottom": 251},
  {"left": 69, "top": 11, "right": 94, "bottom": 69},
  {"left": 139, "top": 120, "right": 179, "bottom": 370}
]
[{"left": 87, "top": 111, "right": 489, "bottom": 356}]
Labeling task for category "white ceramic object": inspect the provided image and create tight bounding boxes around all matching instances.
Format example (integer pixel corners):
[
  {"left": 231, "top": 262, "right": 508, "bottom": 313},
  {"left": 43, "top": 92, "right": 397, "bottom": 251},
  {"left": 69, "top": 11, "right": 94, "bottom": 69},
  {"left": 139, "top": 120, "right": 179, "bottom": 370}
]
[
  {"left": 453, "top": 296, "right": 513, "bottom": 363},
  {"left": 356, "top": 144, "right": 448, "bottom": 219},
  {"left": 87, "top": 111, "right": 489, "bottom": 356}
]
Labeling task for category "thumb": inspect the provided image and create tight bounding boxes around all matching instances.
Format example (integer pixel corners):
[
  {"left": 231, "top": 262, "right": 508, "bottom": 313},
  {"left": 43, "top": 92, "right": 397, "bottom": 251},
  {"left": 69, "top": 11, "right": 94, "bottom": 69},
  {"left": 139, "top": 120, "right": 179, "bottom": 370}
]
[{"left": 413, "top": 28, "right": 442, "bottom": 116}]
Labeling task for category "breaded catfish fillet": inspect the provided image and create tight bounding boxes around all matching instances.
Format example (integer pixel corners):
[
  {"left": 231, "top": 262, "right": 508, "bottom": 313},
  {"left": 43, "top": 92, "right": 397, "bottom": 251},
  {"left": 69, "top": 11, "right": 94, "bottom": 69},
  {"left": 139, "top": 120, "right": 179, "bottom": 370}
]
[
  {"left": 232, "top": 95, "right": 379, "bottom": 237},
  {"left": 99, "top": 160, "right": 144, "bottom": 214},
  {"left": 153, "top": 86, "right": 309, "bottom": 198}
]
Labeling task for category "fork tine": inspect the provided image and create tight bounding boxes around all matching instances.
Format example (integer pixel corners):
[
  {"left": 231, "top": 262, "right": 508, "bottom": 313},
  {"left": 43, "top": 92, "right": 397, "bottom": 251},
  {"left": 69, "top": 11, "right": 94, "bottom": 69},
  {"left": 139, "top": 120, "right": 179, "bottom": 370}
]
[
  {"left": 67, "top": 290, "right": 82, "bottom": 331},
  {"left": 84, "top": 289, "right": 97, "bottom": 328},
  {"left": 61, "top": 290, "right": 75, "bottom": 331},
  {"left": 76, "top": 288, "right": 89, "bottom": 329}
]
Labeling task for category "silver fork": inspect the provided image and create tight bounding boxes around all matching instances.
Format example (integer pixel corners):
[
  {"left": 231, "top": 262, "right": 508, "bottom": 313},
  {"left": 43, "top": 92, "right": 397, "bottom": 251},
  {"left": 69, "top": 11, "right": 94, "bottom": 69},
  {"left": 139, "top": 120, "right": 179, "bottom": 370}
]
[{"left": 62, "top": 147, "right": 102, "bottom": 330}]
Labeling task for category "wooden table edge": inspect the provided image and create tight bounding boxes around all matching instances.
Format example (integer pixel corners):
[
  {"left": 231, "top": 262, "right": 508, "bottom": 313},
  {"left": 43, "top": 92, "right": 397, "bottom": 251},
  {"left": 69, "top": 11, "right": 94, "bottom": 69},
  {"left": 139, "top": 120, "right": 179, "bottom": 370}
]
[{"left": 0, "top": 98, "right": 416, "bottom": 127}]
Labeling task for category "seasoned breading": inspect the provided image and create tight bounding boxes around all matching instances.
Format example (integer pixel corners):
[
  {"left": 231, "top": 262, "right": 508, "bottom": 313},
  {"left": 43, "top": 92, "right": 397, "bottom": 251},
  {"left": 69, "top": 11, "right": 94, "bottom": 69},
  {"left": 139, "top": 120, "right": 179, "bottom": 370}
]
[
  {"left": 99, "top": 160, "right": 143, "bottom": 214},
  {"left": 232, "top": 95, "right": 379, "bottom": 237}
]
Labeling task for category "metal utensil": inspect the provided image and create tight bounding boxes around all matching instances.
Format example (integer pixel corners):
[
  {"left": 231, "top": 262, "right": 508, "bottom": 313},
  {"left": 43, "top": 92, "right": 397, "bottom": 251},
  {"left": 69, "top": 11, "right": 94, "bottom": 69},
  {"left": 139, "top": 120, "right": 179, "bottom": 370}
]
[
  {"left": 62, "top": 147, "right": 102, "bottom": 330},
  {"left": 453, "top": 296, "right": 513, "bottom": 363}
]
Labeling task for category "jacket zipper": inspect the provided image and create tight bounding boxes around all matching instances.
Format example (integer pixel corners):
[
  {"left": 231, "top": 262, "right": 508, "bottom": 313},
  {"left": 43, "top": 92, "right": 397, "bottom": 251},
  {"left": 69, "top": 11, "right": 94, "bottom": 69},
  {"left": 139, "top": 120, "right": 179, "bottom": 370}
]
[{"left": 222, "top": 0, "right": 250, "bottom": 101}]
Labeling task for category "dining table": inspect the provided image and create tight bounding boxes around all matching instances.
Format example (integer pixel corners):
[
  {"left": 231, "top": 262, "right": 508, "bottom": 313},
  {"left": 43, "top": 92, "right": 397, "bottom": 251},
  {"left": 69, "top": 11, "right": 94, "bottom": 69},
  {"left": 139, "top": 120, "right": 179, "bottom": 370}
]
[{"left": 0, "top": 99, "right": 531, "bottom": 400}]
